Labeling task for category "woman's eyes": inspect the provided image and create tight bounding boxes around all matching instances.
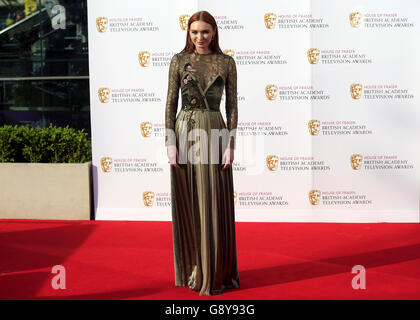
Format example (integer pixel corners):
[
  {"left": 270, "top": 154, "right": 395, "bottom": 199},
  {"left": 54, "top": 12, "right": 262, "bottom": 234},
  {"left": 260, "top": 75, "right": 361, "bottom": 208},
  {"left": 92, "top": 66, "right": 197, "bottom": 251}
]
[{"left": 191, "top": 31, "right": 209, "bottom": 34}]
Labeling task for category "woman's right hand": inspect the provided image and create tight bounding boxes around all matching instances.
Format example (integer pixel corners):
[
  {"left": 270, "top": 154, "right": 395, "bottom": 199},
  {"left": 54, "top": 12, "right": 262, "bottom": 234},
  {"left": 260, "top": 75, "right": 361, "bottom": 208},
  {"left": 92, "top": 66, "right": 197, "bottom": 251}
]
[{"left": 167, "top": 145, "right": 181, "bottom": 168}]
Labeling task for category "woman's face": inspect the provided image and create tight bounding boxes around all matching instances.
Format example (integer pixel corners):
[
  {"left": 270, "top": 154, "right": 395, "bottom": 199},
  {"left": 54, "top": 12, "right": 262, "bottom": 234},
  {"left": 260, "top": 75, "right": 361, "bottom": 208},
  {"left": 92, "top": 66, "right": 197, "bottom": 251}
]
[{"left": 189, "top": 21, "right": 215, "bottom": 51}]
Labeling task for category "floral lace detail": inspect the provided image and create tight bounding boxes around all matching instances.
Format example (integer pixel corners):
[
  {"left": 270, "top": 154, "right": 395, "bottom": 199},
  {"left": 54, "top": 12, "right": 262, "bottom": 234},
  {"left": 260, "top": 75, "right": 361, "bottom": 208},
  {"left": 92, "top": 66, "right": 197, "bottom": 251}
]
[
  {"left": 185, "top": 64, "right": 197, "bottom": 73},
  {"left": 185, "top": 111, "right": 195, "bottom": 130},
  {"left": 181, "top": 72, "right": 203, "bottom": 112},
  {"left": 182, "top": 74, "right": 192, "bottom": 88},
  {"left": 165, "top": 52, "right": 238, "bottom": 148}
]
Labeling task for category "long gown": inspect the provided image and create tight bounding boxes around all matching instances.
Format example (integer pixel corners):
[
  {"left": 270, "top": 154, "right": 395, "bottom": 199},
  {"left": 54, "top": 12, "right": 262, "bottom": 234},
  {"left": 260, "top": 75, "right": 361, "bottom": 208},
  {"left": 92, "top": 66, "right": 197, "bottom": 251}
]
[{"left": 165, "top": 50, "right": 240, "bottom": 296}]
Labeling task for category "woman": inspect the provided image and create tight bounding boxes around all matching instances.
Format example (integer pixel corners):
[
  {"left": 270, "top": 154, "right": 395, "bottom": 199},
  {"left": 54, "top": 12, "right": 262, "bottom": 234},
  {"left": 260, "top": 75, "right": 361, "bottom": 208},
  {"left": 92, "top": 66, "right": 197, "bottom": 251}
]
[{"left": 165, "top": 11, "right": 239, "bottom": 296}]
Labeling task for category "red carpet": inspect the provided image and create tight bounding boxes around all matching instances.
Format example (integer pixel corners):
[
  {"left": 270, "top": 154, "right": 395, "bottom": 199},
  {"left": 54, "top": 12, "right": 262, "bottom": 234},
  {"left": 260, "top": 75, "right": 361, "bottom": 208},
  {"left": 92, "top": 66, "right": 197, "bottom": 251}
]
[{"left": 0, "top": 220, "right": 419, "bottom": 300}]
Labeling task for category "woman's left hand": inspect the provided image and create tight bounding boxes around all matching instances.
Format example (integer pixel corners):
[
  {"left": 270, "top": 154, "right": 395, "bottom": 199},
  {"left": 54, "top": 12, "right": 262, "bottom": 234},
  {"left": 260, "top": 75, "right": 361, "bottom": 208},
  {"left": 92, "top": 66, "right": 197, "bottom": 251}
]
[{"left": 222, "top": 148, "right": 234, "bottom": 171}]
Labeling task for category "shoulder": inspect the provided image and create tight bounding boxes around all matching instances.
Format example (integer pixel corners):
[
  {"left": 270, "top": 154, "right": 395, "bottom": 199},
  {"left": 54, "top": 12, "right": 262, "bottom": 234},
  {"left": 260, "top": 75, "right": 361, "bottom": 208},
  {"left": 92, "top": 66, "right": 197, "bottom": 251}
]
[
  {"left": 219, "top": 53, "right": 234, "bottom": 67},
  {"left": 223, "top": 53, "right": 236, "bottom": 66},
  {"left": 224, "top": 54, "right": 236, "bottom": 73},
  {"left": 172, "top": 52, "right": 187, "bottom": 61},
  {"left": 172, "top": 52, "right": 190, "bottom": 64},
  {"left": 175, "top": 51, "right": 190, "bottom": 58},
  {"left": 221, "top": 52, "right": 233, "bottom": 61},
  {"left": 169, "top": 53, "right": 182, "bottom": 69}
]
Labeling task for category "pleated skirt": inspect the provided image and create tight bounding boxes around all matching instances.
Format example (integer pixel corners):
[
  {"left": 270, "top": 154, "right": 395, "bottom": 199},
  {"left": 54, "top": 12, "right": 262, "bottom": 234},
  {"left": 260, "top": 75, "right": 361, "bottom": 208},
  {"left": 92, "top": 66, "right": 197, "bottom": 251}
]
[{"left": 170, "top": 108, "right": 240, "bottom": 296}]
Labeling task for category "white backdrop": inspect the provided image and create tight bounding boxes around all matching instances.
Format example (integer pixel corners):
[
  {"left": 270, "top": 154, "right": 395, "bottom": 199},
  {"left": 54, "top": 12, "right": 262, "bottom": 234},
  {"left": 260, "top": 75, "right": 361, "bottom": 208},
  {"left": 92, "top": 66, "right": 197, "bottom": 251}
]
[{"left": 87, "top": 0, "right": 420, "bottom": 222}]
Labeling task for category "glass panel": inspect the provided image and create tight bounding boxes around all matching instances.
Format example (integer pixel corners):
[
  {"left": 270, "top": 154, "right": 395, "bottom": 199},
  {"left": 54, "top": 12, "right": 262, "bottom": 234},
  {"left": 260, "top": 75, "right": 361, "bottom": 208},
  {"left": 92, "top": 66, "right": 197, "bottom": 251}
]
[
  {"left": 0, "top": 78, "right": 90, "bottom": 132},
  {"left": 0, "top": 0, "right": 90, "bottom": 135}
]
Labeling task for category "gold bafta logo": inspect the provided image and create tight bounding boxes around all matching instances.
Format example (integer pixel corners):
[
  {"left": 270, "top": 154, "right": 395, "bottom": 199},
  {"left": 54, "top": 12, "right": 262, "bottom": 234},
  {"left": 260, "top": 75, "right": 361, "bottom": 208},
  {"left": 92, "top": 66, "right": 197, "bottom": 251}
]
[
  {"left": 265, "top": 84, "right": 278, "bottom": 100},
  {"left": 96, "top": 17, "right": 108, "bottom": 33},
  {"left": 349, "top": 12, "right": 362, "bottom": 28},
  {"left": 143, "top": 191, "right": 155, "bottom": 207},
  {"left": 350, "top": 154, "right": 363, "bottom": 170},
  {"left": 179, "top": 14, "right": 190, "bottom": 31},
  {"left": 307, "top": 48, "right": 320, "bottom": 64},
  {"left": 308, "top": 120, "right": 321, "bottom": 136},
  {"left": 98, "top": 87, "right": 110, "bottom": 103},
  {"left": 309, "top": 190, "right": 321, "bottom": 205},
  {"left": 264, "top": 13, "right": 277, "bottom": 29},
  {"left": 350, "top": 83, "right": 363, "bottom": 100},
  {"left": 233, "top": 191, "right": 238, "bottom": 205},
  {"left": 100, "top": 157, "right": 113, "bottom": 173},
  {"left": 266, "top": 155, "right": 279, "bottom": 171},
  {"left": 138, "top": 51, "right": 151, "bottom": 67},
  {"left": 223, "top": 49, "right": 235, "bottom": 57},
  {"left": 140, "top": 122, "right": 153, "bottom": 138}
]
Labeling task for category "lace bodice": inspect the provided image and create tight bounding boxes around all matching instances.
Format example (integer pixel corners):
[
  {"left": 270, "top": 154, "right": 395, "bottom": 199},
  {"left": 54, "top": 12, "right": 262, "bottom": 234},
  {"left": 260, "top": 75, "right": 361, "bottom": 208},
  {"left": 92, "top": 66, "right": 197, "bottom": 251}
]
[{"left": 165, "top": 51, "right": 238, "bottom": 149}]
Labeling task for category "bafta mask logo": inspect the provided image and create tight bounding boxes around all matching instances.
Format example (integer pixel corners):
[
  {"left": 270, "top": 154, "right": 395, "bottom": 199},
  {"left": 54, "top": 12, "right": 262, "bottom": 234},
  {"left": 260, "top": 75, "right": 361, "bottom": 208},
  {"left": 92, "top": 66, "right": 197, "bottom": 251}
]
[
  {"left": 308, "top": 120, "right": 321, "bottom": 136},
  {"left": 223, "top": 49, "right": 235, "bottom": 57},
  {"left": 98, "top": 87, "right": 110, "bottom": 103},
  {"left": 349, "top": 12, "right": 362, "bottom": 28},
  {"left": 350, "top": 83, "right": 363, "bottom": 100},
  {"left": 264, "top": 13, "right": 277, "bottom": 29},
  {"left": 138, "top": 51, "right": 151, "bottom": 67},
  {"left": 179, "top": 14, "right": 190, "bottom": 31},
  {"left": 350, "top": 154, "right": 363, "bottom": 170},
  {"left": 233, "top": 191, "right": 238, "bottom": 205},
  {"left": 307, "top": 48, "right": 320, "bottom": 64},
  {"left": 96, "top": 17, "right": 108, "bottom": 33},
  {"left": 140, "top": 122, "right": 153, "bottom": 138},
  {"left": 100, "top": 157, "right": 113, "bottom": 173},
  {"left": 266, "top": 155, "right": 279, "bottom": 171},
  {"left": 265, "top": 84, "right": 278, "bottom": 101},
  {"left": 309, "top": 190, "right": 321, "bottom": 205},
  {"left": 143, "top": 191, "right": 155, "bottom": 207}
]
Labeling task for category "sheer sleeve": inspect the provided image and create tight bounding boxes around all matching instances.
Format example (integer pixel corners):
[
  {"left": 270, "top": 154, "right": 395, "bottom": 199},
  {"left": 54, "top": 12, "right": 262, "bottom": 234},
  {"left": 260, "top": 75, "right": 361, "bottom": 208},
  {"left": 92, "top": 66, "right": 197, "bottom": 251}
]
[
  {"left": 225, "top": 55, "right": 238, "bottom": 149},
  {"left": 165, "top": 53, "right": 180, "bottom": 147}
]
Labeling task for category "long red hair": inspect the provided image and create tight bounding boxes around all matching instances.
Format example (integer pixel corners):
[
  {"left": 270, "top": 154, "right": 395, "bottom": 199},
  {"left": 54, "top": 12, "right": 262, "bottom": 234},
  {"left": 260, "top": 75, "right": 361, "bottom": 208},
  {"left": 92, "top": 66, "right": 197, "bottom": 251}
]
[{"left": 180, "top": 11, "right": 223, "bottom": 54}]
